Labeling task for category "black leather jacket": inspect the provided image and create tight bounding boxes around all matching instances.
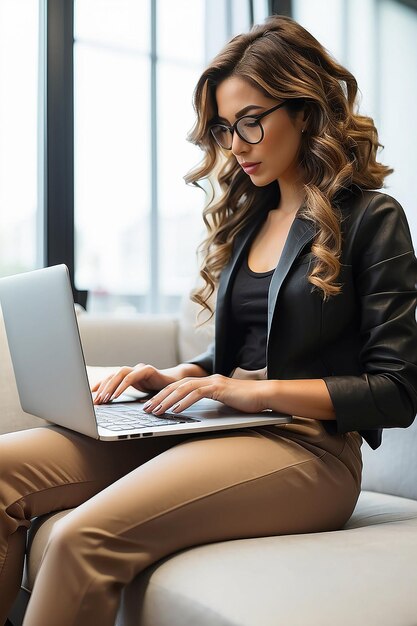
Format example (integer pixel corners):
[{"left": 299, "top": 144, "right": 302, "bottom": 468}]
[{"left": 187, "top": 188, "right": 417, "bottom": 450}]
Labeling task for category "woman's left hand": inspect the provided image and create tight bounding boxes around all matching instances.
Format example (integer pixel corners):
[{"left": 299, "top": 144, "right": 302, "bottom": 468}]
[{"left": 142, "top": 374, "right": 269, "bottom": 415}]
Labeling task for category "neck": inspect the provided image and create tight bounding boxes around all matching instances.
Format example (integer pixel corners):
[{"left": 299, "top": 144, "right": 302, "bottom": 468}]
[{"left": 276, "top": 176, "right": 305, "bottom": 215}]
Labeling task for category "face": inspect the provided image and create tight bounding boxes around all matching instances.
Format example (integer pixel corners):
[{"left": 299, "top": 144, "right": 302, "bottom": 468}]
[{"left": 214, "top": 76, "right": 306, "bottom": 187}]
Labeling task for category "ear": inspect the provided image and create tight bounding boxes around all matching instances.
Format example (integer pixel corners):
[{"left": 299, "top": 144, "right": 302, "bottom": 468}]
[
  {"left": 300, "top": 106, "right": 312, "bottom": 134},
  {"left": 302, "top": 103, "right": 310, "bottom": 123}
]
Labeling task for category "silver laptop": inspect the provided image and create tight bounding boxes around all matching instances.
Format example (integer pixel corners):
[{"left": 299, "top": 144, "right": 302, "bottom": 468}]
[{"left": 0, "top": 265, "right": 292, "bottom": 441}]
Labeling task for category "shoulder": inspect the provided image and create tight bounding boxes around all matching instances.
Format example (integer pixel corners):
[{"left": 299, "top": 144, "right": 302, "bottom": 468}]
[
  {"left": 338, "top": 187, "right": 406, "bottom": 222},
  {"left": 338, "top": 187, "right": 411, "bottom": 242},
  {"left": 337, "top": 187, "right": 415, "bottom": 265}
]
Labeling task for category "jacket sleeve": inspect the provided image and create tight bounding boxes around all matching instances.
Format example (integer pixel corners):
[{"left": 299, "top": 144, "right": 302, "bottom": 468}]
[
  {"left": 183, "top": 341, "right": 215, "bottom": 375},
  {"left": 324, "top": 193, "right": 417, "bottom": 433}
]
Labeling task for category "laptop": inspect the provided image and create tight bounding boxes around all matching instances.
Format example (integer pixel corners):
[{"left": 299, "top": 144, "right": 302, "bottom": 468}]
[{"left": 0, "top": 265, "right": 292, "bottom": 441}]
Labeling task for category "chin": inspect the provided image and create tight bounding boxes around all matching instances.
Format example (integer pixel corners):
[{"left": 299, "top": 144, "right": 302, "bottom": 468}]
[{"left": 250, "top": 174, "right": 277, "bottom": 187}]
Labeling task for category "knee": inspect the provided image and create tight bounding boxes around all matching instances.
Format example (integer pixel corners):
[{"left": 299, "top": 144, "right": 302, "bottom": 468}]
[
  {"left": 0, "top": 437, "right": 30, "bottom": 516},
  {"left": 46, "top": 514, "right": 102, "bottom": 564},
  {"left": 47, "top": 515, "right": 81, "bottom": 553},
  {"left": 0, "top": 437, "right": 24, "bottom": 488},
  {"left": 0, "top": 432, "right": 44, "bottom": 497}
]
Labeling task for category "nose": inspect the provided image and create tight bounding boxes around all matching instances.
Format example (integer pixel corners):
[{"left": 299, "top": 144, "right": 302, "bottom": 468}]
[{"left": 231, "top": 131, "right": 249, "bottom": 156}]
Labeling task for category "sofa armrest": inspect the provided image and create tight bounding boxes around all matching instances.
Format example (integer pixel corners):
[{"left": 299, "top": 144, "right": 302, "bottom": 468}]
[{"left": 78, "top": 313, "right": 180, "bottom": 368}]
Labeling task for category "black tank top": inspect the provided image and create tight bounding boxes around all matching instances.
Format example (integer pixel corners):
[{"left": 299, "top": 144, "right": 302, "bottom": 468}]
[{"left": 230, "top": 254, "right": 275, "bottom": 370}]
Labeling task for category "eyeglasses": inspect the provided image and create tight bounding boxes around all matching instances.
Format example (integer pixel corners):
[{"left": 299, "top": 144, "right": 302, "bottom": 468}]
[{"left": 209, "top": 100, "right": 290, "bottom": 150}]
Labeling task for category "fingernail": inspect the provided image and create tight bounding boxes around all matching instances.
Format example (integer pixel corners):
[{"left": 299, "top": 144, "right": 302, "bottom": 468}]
[
  {"left": 143, "top": 400, "right": 152, "bottom": 410},
  {"left": 171, "top": 403, "right": 181, "bottom": 412},
  {"left": 152, "top": 404, "right": 163, "bottom": 414},
  {"left": 104, "top": 393, "right": 111, "bottom": 403}
]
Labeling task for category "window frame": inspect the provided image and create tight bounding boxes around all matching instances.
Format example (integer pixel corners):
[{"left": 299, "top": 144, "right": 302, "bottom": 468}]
[{"left": 45, "top": 0, "right": 88, "bottom": 306}]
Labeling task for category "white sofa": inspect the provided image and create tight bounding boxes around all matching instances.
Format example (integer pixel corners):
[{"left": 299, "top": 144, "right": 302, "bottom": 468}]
[{"left": 2, "top": 304, "right": 417, "bottom": 626}]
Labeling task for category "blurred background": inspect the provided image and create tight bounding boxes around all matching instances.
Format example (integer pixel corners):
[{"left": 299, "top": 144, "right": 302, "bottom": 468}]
[{"left": 0, "top": 0, "right": 416, "bottom": 315}]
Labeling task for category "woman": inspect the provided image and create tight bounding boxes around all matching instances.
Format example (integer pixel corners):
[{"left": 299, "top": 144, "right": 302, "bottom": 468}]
[{"left": 1, "top": 14, "right": 417, "bottom": 626}]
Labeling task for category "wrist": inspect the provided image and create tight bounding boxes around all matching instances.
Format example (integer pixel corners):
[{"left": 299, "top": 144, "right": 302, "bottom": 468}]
[
  {"left": 258, "top": 378, "right": 335, "bottom": 420},
  {"left": 260, "top": 380, "right": 282, "bottom": 411}
]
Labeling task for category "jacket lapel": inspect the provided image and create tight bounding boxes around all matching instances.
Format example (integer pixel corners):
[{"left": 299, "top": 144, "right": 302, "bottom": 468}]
[
  {"left": 216, "top": 218, "right": 263, "bottom": 306},
  {"left": 267, "top": 217, "right": 316, "bottom": 334},
  {"left": 214, "top": 210, "right": 267, "bottom": 373}
]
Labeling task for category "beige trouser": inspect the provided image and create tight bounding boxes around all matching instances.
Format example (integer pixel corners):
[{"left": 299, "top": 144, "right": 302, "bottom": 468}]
[{"left": 0, "top": 386, "right": 363, "bottom": 626}]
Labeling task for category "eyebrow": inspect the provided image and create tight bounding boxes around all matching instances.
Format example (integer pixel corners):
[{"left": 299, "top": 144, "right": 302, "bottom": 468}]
[{"left": 216, "top": 105, "right": 265, "bottom": 124}]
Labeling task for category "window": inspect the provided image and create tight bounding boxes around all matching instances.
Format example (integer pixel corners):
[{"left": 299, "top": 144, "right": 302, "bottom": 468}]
[
  {"left": 0, "top": 0, "right": 43, "bottom": 277},
  {"left": 292, "top": 0, "right": 417, "bottom": 245},
  {"left": 74, "top": 0, "right": 206, "bottom": 314}
]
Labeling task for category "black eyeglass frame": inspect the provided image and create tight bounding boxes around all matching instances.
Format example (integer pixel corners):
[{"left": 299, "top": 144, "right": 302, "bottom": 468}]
[{"left": 209, "top": 100, "right": 291, "bottom": 150}]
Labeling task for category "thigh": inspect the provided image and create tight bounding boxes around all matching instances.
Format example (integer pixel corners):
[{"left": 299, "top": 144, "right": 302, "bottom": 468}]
[
  {"left": 0, "top": 426, "right": 187, "bottom": 531},
  {"left": 51, "top": 426, "right": 361, "bottom": 574}
]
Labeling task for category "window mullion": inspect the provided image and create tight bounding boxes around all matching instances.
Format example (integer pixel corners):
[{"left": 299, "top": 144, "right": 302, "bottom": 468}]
[{"left": 150, "top": 0, "right": 159, "bottom": 313}]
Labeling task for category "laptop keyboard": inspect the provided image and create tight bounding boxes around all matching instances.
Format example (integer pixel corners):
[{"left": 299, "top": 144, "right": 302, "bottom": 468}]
[{"left": 95, "top": 404, "right": 199, "bottom": 431}]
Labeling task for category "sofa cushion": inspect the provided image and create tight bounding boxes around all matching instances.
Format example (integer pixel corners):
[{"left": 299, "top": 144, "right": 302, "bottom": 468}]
[
  {"left": 23, "top": 490, "right": 417, "bottom": 626},
  {"left": 78, "top": 314, "right": 179, "bottom": 368}
]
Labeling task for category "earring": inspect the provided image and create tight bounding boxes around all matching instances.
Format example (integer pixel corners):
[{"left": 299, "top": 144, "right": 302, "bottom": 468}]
[{"left": 301, "top": 128, "right": 305, "bottom": 134}]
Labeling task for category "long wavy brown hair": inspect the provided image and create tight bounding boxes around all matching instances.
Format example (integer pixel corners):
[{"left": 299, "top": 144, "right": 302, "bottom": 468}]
[{"left": 184, "top": 14, "right": 393, "bottom": 319}]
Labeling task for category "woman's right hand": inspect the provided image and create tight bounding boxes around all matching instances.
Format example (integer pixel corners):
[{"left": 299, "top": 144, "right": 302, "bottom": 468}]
[{"left": 91, "top": 363, "right": 207, "bottom": 404}]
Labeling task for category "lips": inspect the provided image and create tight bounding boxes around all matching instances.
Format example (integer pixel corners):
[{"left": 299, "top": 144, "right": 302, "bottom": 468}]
[{"left": 240, "top": 162, "right": 261, "bottom": 174}]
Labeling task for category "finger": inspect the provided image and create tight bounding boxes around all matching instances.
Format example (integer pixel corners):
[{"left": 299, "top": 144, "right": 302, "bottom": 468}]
[
  {"left": 92, "top": 375, "right": 115, "bottom": 401},
  {"left": 109, "top": 364, "right": 162, "bottom": 401},
  {"left": 110, "top": 373, "right": 150, "bottom": 401},
  {"left": 142, "top": 378, "right": 196, "bottom": 412},
  {"left": 148, "top": 381, "right": 215, "bottom": 415},
  {"left": 91, "top": 374, "right": 113, "bottom": 393},
  {"left": 155, "top": 386, "right": 215, "bottom": 414},
  {"left": 94, "top": 376, "right": 112, "bottom": 402},
  {"left": 106, "top": 363, "right": 163, "bottom": 402},
  {"left": 94, "top": 367, "right": 133, "bottom": 403}
]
